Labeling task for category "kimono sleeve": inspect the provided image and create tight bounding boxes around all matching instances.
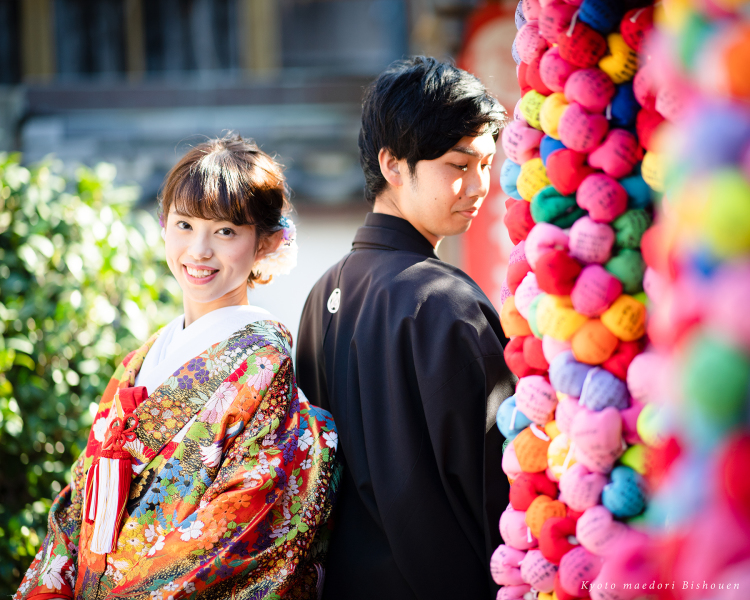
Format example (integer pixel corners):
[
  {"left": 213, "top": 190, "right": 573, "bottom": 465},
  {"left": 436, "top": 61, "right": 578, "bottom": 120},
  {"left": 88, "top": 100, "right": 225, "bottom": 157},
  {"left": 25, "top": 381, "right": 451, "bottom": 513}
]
[
  {"left": 15, "top": 451, "right": 87, "bottom": 600},
  {"left": 109, "top": 356, "right": 339, "bottom": 600}
]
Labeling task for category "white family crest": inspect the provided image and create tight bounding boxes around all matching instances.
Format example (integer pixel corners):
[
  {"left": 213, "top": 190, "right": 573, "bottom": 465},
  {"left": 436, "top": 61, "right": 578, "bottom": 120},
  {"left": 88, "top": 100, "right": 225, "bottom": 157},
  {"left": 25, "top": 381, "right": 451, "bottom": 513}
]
[{"left": 327, "top": 288, "right": 341, "bottom": 314}]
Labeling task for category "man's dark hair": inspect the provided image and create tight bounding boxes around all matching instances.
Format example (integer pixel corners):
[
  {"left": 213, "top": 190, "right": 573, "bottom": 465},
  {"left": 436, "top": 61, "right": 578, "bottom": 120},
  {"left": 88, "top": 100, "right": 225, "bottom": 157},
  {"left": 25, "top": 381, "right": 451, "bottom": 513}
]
[{"left": 358, "top": 56, "right": 507, "bottom": 204}]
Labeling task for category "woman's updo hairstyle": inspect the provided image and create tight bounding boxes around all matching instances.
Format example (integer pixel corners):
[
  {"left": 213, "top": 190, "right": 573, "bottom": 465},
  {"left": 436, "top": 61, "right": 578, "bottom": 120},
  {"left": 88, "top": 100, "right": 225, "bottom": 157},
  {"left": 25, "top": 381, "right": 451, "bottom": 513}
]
[{"left": 159, "top": 133, "right": 291, "bottom": 286}]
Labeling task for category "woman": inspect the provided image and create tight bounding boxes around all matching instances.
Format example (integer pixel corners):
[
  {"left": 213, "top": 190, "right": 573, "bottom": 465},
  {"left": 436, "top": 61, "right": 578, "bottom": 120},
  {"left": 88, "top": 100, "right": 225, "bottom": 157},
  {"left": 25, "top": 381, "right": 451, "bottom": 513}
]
[{"left": 15, "top": 135, "right": 340, "bottom": 600}]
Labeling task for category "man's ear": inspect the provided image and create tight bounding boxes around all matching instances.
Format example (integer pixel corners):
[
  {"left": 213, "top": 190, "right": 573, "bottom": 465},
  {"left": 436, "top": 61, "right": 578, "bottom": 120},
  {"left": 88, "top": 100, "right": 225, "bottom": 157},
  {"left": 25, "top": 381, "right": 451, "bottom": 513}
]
[
  {"left": 254, "top": 229, "right": 284, "bottom": 263},
  {"left": 378, "top": 148, "right": 404, "bottom": 189}
]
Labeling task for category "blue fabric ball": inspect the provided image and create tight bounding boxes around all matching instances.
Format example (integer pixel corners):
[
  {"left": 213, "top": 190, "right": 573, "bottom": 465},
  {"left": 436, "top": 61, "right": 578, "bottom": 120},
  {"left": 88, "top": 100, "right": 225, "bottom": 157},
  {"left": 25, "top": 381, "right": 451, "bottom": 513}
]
[
  {"left": 609, "top": 82, "right": 639, "bottom": 128},
  {"left": 621, "top": 173, "right": 652, "bottom": 209},
  {"left": 515, "top": 0, "right": 527, "bottom": 29},
  {"left": 579, "top": 0, "right": 623, "bottom": 33},
  {"left": 501, "top": 159, "right": 523, "bottom": 200},
  {"left": 602, "top": 466, "right": 647, "bottom": 518},
  {"left": 540, "top": 136, "right": 567, "bottom": 166},
  {"left": 549, "top": 351, "right": 594, "bottom": 398},
  {"left": 579, "top": 367, "right": 630, "bottom": 411},
  {"left": 496, "top": 396, "right": 533, "bottom": 440},
  {"left": 684, "top": 102, "right": 750, "bottom": 171},
  {"left": 512, "top": 37, "right": 522, "bottom": 65}
]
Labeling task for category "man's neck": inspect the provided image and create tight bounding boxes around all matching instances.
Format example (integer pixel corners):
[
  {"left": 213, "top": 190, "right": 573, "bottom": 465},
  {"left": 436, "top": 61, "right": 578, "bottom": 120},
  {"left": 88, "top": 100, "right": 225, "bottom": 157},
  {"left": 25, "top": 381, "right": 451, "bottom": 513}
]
[{"left": 372, "top": 196, "right": 442, "bottom": 249}]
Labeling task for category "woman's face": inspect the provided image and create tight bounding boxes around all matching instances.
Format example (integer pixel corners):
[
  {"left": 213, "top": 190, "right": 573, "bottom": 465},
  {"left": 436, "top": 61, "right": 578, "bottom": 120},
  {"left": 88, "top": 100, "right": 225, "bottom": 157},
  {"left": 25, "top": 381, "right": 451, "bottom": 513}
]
[{"left": 164, "top": 209, "right": 259, "bottom": 324}]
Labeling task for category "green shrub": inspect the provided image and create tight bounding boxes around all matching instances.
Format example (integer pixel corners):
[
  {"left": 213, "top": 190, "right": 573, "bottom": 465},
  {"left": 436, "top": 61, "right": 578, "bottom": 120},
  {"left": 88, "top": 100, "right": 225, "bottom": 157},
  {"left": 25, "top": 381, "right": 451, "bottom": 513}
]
[{"left": 0, "top": 153, "right": 180, "bottom": 594}]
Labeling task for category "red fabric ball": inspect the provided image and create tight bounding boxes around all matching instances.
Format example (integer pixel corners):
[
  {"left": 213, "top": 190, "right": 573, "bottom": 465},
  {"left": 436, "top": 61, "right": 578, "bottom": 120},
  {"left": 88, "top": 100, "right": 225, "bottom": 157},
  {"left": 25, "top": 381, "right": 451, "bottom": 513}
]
[
  {"left": 508, "top": 259, "right": 532, "bottom": 293},
  {"left": 646, "top": 436, "right": 682, "bottom": 488},
  {"left": 534, "top": 250, "right": 583, "bottom": 295},
  {"left": 719, "top": 433, "right": 750, "bottom": 521},
  {"left": 601, "top": 339, "right": 644, "bottom": 380},
  {"left": 505, "top": 198, "right": 536, "bottom": 245},
  {"left": 621, "top": 6, "right": 654, "bottom": 54},
  {"left": 641, "top": 222, "right": 679, "bottom": 280},
  {"left": 636, "top": 108, "right": 665, "bottom": 152},
  {"left": 518, "top": 61, "right": 533, "bottom": 96},
  {"left": 633, "top": 66, "right": 657, "bottom": 111},
  {"left": 506, "top": 336, "right": 548, "bottom": 378},
  {"left": 527, "top": 54, "right": 554, "bottom": 96},
  {"left": 557, "top": 21, "right": 607, "bottom": 69},
  {"left": 640, "top": 223, "right": 662, "bottom": 271},
  {"left": 546, "top": 149, "right": 596, "bottom": 196},
  {"left": 510, "top": 471, "right": 560, "bottom": 511},
  {"left": 539, "top": 516, "right": 578, "bottom": 565},
  {"left": 523, "top": 336, "right": 550, "bottom": 370}
]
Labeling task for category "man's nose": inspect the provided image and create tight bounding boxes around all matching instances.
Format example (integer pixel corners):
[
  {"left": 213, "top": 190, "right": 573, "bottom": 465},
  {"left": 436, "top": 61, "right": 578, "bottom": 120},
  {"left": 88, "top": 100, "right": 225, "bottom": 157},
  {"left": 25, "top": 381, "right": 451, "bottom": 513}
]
[{"left": 467, "top": 164, "right": 489, "bottom": 198}]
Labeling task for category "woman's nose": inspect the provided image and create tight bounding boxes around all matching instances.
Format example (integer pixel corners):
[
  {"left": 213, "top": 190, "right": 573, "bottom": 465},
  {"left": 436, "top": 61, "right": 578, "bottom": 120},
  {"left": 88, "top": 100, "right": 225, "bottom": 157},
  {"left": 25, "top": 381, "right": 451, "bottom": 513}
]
[{"left": 188, "top": 234, "right": 213, "bottom": 259}]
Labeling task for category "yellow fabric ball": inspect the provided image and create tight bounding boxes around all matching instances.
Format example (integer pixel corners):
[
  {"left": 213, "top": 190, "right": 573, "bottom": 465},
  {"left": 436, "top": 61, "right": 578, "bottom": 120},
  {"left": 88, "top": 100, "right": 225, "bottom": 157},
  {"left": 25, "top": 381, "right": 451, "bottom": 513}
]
[
  {"left": 540, "top": 93, "right": 569, "bottom": 140},
  {"left": 517, "top": 157, "right": 551, "bottom": 201}
]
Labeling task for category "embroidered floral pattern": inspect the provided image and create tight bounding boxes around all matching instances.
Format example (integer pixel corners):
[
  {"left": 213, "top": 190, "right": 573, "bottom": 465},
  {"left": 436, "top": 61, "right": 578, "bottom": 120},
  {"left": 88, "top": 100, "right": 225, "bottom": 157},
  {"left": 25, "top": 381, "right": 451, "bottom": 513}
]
[
  {"left": 246, "top": 355, "right": 276, "bottom": 390},
  {"left": 200, "top": 382, "right": 238, "bottom": 424}
]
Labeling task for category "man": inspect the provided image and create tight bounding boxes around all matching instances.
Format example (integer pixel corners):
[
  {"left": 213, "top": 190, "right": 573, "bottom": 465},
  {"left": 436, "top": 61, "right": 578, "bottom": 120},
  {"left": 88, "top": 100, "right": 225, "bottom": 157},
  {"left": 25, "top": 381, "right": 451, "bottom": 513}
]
[{"left": 296, "top": 57, "right": 514, "bottom": 599}]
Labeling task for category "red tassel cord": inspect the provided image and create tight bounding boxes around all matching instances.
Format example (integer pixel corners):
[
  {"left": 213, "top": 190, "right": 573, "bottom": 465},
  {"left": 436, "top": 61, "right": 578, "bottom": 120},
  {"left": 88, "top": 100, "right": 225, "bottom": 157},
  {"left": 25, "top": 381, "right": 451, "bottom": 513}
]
[
  {"left": 83, "top": 462, "right": 98, "bottom": 524},
  {"left": 89, "top": 413, "right": 139, "bottom": 554}
]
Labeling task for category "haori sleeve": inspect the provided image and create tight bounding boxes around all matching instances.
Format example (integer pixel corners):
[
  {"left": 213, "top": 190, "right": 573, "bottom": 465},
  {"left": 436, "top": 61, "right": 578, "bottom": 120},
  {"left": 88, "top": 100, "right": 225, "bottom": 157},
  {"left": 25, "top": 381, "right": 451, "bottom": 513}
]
[
  {"left": 15, "top": 451, "right": 87, "bottom": 600},
  {"left": 412, "top": 310, "right": 513, "bottom": 576}
]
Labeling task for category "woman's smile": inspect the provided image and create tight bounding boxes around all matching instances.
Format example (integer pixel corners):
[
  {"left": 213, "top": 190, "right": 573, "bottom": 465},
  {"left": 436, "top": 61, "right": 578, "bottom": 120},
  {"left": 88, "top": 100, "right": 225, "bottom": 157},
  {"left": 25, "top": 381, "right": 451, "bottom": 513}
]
[{"left": 183, "top": 263, "right": 219, "bottom": 284}]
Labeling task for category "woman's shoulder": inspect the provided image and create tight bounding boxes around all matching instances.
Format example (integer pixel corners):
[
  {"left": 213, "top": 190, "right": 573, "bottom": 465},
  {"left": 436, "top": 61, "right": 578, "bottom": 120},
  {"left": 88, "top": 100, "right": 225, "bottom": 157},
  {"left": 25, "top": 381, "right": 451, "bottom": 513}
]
[{"left": 227, "top": 318, "right": 294, "bottom": 360}]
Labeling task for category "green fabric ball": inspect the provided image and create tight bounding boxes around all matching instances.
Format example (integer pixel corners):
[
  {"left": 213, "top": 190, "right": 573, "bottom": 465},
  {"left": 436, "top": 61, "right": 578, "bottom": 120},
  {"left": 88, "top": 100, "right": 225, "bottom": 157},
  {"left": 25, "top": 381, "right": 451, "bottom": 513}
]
[
  {"left": 531, "top": 186, "right": 586, "bottom": 229},
  {"left": 528, "top": 293, "right": 545, "bottom": 340},
  {"left": 605, "top": 249, "right": 645, "bottom": 294},
  {"left": 502, "top": 437, "right": 512, "bottom": 454},
  {"left": 633, "top": 291, "right": 649, "bottom": 309},
  {"left": 705, "top": 169, "right": 750, "bottom": 258},
  {"left": 682, "top": 335, "right": 750, "bottom": 449},
  {"left": 625, "top": 513, "right": 649, "bottom": 528},
  {"left": 612, "top": 209, "right": 652, "bottom": 249},
  {"left": 678, "top": 12, "right": 714, "bottom": 71}
]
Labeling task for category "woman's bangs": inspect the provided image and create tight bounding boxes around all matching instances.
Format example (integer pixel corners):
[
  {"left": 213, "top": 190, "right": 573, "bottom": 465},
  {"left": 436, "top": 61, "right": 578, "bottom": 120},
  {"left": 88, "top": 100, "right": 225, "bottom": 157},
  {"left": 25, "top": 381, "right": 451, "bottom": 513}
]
[{"left": 169, "top": 165, "right": 252, "bottom": 226}]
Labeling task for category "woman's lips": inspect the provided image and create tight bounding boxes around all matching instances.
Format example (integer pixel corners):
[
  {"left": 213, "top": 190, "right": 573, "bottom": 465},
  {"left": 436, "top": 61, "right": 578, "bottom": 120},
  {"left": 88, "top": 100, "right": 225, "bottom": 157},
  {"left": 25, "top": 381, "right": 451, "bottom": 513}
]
[{"left": 183, "top": 264, "right": 219, "bottom": 285}]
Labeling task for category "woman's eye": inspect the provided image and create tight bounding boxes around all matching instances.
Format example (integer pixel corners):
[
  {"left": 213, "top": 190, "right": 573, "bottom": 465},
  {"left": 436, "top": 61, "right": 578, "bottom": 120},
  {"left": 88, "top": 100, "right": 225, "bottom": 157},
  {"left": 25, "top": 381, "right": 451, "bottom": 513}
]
[
  {"left": 176, "top": 221, "right": 191, "bottom": 230},
  {"left": 218, "top": 228, "right": 235, "bottom": 236}
]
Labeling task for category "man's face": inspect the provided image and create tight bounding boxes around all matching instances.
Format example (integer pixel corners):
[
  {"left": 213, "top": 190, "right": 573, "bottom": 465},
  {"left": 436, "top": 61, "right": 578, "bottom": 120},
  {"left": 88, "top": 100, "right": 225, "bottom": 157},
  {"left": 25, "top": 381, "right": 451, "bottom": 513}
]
[{"left": 392, "top": 132, "right": 496, "bottom": 247}]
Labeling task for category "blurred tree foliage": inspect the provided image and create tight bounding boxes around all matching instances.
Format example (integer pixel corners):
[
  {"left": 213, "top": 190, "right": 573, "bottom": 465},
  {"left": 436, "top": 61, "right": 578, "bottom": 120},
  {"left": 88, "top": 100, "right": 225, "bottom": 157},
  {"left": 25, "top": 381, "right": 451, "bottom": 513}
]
[{"left": 0, "top": 153, "right": 180, "bottom": 594}]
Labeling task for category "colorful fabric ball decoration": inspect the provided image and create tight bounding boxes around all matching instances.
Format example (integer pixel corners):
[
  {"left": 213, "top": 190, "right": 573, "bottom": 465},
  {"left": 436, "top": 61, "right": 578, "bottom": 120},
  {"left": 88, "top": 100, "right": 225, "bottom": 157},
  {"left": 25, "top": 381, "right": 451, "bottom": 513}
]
[{"left": 486, "top": 0, "right": 750, "bottom": 593}]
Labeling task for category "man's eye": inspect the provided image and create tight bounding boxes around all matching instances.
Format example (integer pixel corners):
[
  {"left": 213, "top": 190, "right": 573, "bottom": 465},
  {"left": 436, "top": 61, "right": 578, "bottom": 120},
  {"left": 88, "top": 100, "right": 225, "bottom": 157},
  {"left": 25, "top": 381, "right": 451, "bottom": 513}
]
[
  {"left": 482, "top": 163, "right": 492, "bottom": 170},
  {"left": 453, "top": 164, "right": 468, "bottom": 171}
]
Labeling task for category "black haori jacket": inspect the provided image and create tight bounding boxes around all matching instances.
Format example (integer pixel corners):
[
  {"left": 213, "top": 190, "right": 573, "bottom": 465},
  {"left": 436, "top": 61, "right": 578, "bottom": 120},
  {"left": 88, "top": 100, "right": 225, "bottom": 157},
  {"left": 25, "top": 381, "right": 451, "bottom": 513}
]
[{"left": 296, "top": 212, "right": 514, "bottom": 600}]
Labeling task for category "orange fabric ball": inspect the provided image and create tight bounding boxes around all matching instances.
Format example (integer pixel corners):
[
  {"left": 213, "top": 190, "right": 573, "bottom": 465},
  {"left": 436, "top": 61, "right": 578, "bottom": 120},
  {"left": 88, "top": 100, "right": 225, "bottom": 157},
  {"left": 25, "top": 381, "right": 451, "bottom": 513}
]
[
  {"left": 571, "top": 319, "right": 620, "bottom": 365},
  {"left": 526, "top": 495, "right": 568, "bottom": 538},
  {"left": 514, "top": 425, "right": 553, "bottom": 473},
  {"left": 501, "top": 296, "right": 534, "bottom": 337}
]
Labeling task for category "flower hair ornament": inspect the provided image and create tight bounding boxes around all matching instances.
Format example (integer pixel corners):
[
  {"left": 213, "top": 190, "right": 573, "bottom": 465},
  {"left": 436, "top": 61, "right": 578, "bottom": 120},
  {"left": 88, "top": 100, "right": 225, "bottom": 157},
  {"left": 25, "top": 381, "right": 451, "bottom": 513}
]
[{"left": 252, "top": 216, "right": 298, "bottom": 281}]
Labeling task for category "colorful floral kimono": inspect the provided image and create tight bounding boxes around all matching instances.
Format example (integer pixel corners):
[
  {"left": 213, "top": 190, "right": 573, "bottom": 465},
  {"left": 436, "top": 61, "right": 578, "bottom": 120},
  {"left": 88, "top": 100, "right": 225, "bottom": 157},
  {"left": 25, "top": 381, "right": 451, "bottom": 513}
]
[{"left": 15, "top": 310, "right": 340, "bottom": 600}]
